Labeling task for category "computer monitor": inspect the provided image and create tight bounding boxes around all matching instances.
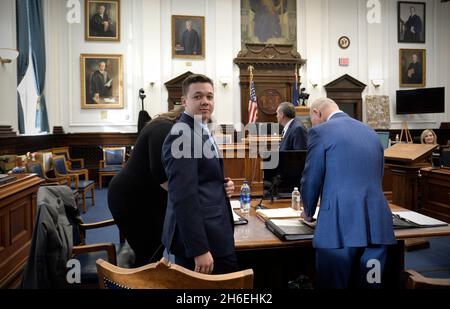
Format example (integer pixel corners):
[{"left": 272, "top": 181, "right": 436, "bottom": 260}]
[
  {"left": 262, "top": 150, "right": 307, "bottom": 199},
  {"left": 377, "top": 132, "right": 390, "bottom": 150}
]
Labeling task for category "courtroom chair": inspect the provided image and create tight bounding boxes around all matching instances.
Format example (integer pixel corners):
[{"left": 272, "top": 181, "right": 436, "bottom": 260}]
[
  {"left": 403, "top": 269, "right": 450, "bottom": 289},
  {"left": 52, "top": 155, "right": 95, "bottom": 213},
  {"left": 98, "top": 147, "right": 126, "bottom": 189},
  {"left": 52, "top": 152, "right": 89, "bottom": 180},
  {"left": 22, "top": 186, "right": 130, "bottom": 288},
  {"left": 52, "top": 146, "right": 85, "bottom": 170},
  {"left": 96, "top": 257, "right": 254, "bottom": 289},
  {"left": 26, "top": 161, "right": 72, "bottom": 186}
]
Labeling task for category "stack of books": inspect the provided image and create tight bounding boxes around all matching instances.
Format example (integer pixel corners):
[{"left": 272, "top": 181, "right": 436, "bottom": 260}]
[{"left": 256, "top": 207, "right": 316, "bottom": 241}]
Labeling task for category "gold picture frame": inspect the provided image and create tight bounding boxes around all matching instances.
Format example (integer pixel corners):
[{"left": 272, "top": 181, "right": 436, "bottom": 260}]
[
  {"left": 85, "top": 0, "right": 120, "bottom": 41},
  {"left": 80, "top": 54, "right": 124, "bottom": 109},
  {"left": 172, "top": 15, "right": 205, "bottom": 59},
  {"left": 399, "top": 48, "right": 426, "bottom": 88}
]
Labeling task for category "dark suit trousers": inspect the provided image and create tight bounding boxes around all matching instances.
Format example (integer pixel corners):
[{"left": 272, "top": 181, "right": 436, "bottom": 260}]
[
  {"left": 175, "top": 254, "right": 238, "bottom": 275},
  {"left": 315, "top": 245, "right": 388, "bottom": 289}
]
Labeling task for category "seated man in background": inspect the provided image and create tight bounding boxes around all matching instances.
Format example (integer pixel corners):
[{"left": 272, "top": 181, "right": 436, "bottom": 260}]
[{"left": 276, "top": 102, "right": 308, "bottom": 151}]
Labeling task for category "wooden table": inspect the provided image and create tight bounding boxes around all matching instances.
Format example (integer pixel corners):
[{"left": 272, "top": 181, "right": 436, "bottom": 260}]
[
  {"left": 232, "top": 199, "right": 450, "bottom": 288},
  {"left": 0, "top": 174, "right": 43, "bottom": 288}
]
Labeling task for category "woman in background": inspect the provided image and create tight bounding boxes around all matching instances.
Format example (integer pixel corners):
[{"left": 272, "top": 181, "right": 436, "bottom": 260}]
[
  {"left": 420, "top": 129, "right": 438, "bottom": 145},
  {"left": 108, "top": 107, "right": 184, "bottom": 267}
]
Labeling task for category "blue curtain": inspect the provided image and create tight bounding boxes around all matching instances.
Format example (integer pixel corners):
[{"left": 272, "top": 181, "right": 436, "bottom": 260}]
[
  {"left": 16, "top": 0, "right": 29, "bottom": 134},
  {"left": 28, "top": 0, "right": 49, "bottom": 132}
]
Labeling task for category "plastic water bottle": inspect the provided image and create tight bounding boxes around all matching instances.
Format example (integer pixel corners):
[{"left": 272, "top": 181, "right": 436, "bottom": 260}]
[
  {"left": 291, "top": 187, "right": 301, "bottom": 211},
  {"left": 240, "top": 181, "right": 251, "bottom": 213}
]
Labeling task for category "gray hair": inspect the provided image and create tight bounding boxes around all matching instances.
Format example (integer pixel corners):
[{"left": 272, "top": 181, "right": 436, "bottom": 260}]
[
  {"left": 278, "top": 102, "right": 296, "bottom": 119},
  {"left": 310, "top": 98, "right": 339, "bottom": 111}
]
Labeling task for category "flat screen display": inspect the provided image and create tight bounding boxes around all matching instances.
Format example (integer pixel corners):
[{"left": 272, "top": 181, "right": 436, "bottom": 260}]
[{"left": 396, "top": 87, "right": 445, "bottom": 114}]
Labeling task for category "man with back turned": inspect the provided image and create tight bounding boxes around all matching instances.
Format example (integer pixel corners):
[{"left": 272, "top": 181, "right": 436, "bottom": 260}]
[{"left": 300, "top": 98, "right": 396, "bottom": 288}]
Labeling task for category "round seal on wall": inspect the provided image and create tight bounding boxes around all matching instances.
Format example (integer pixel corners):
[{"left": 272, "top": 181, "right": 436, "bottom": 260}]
[{"left": 338, "top": 36, "right": 350, "bottom": 49}]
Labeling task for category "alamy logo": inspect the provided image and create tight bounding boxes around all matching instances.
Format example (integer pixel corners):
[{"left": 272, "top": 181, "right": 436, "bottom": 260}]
[
  {"left": 66, "top": 259, "right": 81, "bottom": 284},
  {"left": 367, "top": 0, "right": 381, "bottom": 24},
  {"left": 168, "top": 116, "right": 281, "bottom": 169},
  {"left": 366, "top": 259, "right": 381, "bottom": 284},
  {"left": 66, "top": 0, "right": 81, "bottom": 24}
]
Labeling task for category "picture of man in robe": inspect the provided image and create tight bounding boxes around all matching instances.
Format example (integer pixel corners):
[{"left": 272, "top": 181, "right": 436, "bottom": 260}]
[
  {"left": 405, "top": 53, "right": 422, "bottom": 84},
  {"left": 249, "top": 0, "right": 288, "bottom": 42},
  {"left": 403, "top": 6, "right": 423, "bottom": 42},
  {"left": 182, "top": 20, "right": 200, "bottom": 55},
  {"left": 89, "top": 60, "right": 113, "bottom": 104},
  {"left": 89, "top": 3, "right": 115, "bottom": 37},
  {"left": 398, "top": 3, "right": 425, "bottom": 43}
]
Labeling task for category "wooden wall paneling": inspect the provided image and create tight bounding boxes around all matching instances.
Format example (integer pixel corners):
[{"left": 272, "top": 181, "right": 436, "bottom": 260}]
[
  {"left": 324, "top": 74, "right": 366, "bottom": 121},
  {"left": 234, "top": 44, "right": 306, "bottom": 124},
  {"left": 420, "top": 167, "right": 450, "bottom": 223}
]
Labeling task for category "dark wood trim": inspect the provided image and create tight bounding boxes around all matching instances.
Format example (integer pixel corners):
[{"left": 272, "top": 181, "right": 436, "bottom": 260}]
[{"left": 0, "top": 132, "right": 137, "bottom": 156}]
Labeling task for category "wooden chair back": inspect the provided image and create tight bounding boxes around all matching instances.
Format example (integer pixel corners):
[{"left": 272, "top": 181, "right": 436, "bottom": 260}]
[
  {"left": 404, "top": 269, "right": 450, "bottom": 289},
  {"left": 52, "top": 147, "right": 84, "bottom": 169},
  {"left": 96, "top": 258, "right": 254, "bottom": 289}
]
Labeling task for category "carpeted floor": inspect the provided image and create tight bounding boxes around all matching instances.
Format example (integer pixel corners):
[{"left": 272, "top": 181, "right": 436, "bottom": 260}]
[{"left": 82, "top": 188, "right": 450, "bottom": 279}]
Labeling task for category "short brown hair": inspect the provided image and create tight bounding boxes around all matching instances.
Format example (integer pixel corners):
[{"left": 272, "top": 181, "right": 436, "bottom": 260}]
[
  {"left": 181, "top": 74, "right": 214, "bottom": 96},
  {"left": 278, "top": 102, "right": 296, "bottom": 119}
]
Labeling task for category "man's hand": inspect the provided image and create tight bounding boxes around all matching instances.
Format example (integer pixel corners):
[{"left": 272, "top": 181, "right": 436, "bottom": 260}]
[
  {"left": 301, "top": 208, "right": 313, "bottom": 222},
  {"left": 224, "top": 177, "right": 235, "bottom": 198},
  {"left": 102, "top": 21, "right": 109, "bottom": 31},
  {"left": 93, "top": 93, "right": 100, "bottom": 103},
  {"left": 194, "top": 252, "right": 214, "bottom": 274}
]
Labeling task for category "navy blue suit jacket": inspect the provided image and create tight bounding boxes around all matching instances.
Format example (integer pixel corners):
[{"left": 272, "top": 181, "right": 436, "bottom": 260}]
[
  {"left": 300, "top": 112, "right": 396, "bottom": 249},
  {"left": 279, "top": 118, "right": 308, "bottom": 151},
  {"left": 161, "top": 113, "right": 235, "bottom": 259}
]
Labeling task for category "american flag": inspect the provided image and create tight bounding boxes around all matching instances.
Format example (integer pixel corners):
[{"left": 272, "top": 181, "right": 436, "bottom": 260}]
[{"left": 248, "top": 81, "right": 258, "bottom": 123}]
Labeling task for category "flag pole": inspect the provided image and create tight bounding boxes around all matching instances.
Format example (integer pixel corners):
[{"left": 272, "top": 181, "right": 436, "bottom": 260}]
[{"left": 248, "top": 65, "right": 254, "bottom": 95}]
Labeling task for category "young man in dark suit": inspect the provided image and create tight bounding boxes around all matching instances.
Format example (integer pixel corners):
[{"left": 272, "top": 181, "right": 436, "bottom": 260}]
[
  {"left": 301, "top": 98, "right": 396, "bottom": 288},
  {"left": 276, "top": 102, "right": 308, "bottom": 151},
  {"left": 161, "top": 74, "right": 236, "bottom": 274}
]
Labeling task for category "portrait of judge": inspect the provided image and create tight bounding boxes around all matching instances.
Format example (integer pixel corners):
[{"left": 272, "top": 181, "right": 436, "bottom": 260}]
[
  {"left": 172, "top": 16, "right": 204, "bottom": 59},
  {"left": 241, "top": 0, "right": 297, "bottom": 47},
  {"left": 400, "top": 49, "right": 426, "bottom": 87},
  {"left": 86, "top": 1, "right": 120, "bottom": 41},
  {"left": 81, "top": 55, "right": 123, "bottom": 109},
  {"left": 398, "top": 2, "right": 425, "bottom": 43},
  {"left": 90, "top": 60, "right": 113, "bottom": 103}
]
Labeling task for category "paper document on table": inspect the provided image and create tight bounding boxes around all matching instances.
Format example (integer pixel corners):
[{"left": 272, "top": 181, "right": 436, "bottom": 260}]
[
  {"left": 256, "top": 208, "right": 301, "bottom": 221},
  {"left": 230, "top": 200, "right": 241, "bottom": 209},
  {"left": 392, "top": 211, "right": 447, "bottom": 228}
]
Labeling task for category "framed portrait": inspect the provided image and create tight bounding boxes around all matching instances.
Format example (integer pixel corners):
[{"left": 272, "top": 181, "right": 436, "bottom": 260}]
[
  {"left": 398, "top": 2, "right": 425, "bottom": 43},
  {"left": 172, "top": 15, "right": 205, "bottom": 59},
  {"left": 399, "top": 49, "right": 426, "bottom": 88},
  {"left": 85, "top": 0, "right": 120, "bottom": 41},
  {"left": 241, "top": 0, "right": 297, "bottom": 48},
  {"left": 80, "top": 54, "right": 124, "bottom": 109}
]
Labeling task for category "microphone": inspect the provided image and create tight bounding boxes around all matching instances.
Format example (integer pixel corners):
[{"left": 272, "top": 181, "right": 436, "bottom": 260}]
[
  {"left": 256, "top": 174, "right": 281, "bottom": 208},
  {"left": 269, "top": 175, "right": 281, "bottom": 203},
  {"left": 139, "top": 88, "right": 146, "bottom": 110},
  {"left": 137, "top": 88, "right": 152, "bottom": 135}
]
